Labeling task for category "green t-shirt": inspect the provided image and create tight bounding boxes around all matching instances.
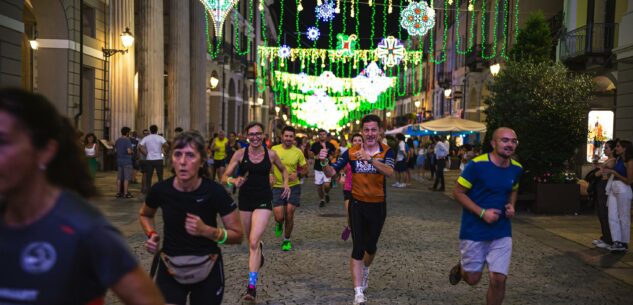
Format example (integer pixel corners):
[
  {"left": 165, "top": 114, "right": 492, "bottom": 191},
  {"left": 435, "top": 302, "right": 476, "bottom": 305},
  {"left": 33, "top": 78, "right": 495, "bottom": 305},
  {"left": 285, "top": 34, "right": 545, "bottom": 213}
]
[{"left": 272, "top": 144, "right": 307, "bottom": 188}]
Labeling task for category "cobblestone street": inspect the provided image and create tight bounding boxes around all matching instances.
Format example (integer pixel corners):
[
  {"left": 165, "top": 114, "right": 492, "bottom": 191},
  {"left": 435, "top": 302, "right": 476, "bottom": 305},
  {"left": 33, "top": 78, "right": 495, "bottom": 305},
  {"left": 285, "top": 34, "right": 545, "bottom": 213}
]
[{"left": 95, "top": 171, "right": 633, "bottom": 305}]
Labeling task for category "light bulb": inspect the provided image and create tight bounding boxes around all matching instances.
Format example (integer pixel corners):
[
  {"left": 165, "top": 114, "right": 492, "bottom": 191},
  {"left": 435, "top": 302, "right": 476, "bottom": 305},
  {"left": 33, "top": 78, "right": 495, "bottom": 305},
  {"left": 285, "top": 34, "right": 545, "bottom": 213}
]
[{"left": 298, "top": 3, "right": 303, "bottom": 11}]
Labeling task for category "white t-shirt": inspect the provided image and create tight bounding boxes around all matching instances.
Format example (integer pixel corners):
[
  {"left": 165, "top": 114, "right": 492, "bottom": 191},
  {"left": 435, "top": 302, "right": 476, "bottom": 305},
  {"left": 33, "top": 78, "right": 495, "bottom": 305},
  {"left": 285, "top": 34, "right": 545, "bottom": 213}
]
[
  {"left": 396, "top": 141, "right": 406, "bottom": 161},
  {"left": 140, "top": 134, "right": 166, "bottom": 160}
]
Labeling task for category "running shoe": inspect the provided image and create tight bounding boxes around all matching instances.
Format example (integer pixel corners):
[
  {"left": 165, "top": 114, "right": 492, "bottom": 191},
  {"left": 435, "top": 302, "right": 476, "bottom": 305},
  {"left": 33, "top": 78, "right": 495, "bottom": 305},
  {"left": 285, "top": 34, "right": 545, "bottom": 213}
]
[
  {"left": 608, "top": 242, "right": 627, "bottom": 253},
  {"left": 281, "top": 240, "right": 292, "bottom": 251},
  {"left": 592, "top": 239, "right": 610, "bottom": 249},
  {"left": 259, "top": 241, "right": 265, "bottom": 268},
  {"left": 319, "top": 200, "right": 325, "bottom": 208},
  {"left": 325, "top": 194, "right": 330, "bottom": 203},
  {"left": 449, "top": 262, "right": 462, "bottom": 285},
  {"left": 341, "top": 226, "right": 351, "bottom": 241},
  {"left": 353, "top": 293, "right": 367, "bottom": 305},
  {"left": 361, "top": 266, "right": 370, "bottom": 291},
  {"left": 240, "top": 286, "right": 256, "bottom": 304},
  {"left": 275, "top": 222, "right": 283, "bottom": 237}
]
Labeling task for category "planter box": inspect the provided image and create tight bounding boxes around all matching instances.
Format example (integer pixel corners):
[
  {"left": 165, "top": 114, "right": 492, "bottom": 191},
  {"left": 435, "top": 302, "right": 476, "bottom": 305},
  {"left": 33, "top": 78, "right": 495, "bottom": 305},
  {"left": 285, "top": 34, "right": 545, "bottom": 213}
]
[{"left": 534, "top": 183, "right": 580, "bottom": 214}]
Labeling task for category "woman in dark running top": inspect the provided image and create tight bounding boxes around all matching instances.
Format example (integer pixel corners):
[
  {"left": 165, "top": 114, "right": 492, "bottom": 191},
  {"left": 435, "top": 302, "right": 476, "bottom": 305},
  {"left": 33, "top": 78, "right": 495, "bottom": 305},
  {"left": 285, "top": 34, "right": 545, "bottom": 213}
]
[
  {"left": 139, "top": 131, "right": 243, "bottom": 305},
  {"left": 0, "top": 88, "right": 164, "bottom": 305},
  {"left": 222, "top": 122, "right": 290, "bottom": 304}
]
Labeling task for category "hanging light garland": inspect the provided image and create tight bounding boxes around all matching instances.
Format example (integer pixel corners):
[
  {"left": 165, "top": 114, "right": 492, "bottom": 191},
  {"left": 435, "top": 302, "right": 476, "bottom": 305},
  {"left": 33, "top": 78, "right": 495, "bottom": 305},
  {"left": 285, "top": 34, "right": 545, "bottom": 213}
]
[
  {"left": 400, "top": 0, "right": 435, "bottom": 37},
  {"left": 375, "top": 36, "right": 407, "bottom": 67},
  {"left": 336, "top": 33, "right": 358, "bottom": 57},
  {"left": 199, "top": 0, "right": 240, "bottom": 38},
  {"left": 316, "top": 1, "right": 337, "bottom": 22}
]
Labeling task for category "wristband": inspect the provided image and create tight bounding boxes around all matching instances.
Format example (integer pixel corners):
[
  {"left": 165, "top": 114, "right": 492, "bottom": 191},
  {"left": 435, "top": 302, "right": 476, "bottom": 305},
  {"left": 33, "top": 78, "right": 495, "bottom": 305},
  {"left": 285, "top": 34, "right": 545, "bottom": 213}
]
[
  {"left": 147, "top": 230, "right": 158, "bottom": 239},
  {"left": 479, "top": 208, "right": 486, "bottom": 219},
  {"left": 320, "top": 161, "right": 328, "bottom": 167},
  {"left": 217, "top": 228, "right": 228, "bottom": 244},
  {"left": 226, "top": 177, "right": 234, "bottom": 187}
]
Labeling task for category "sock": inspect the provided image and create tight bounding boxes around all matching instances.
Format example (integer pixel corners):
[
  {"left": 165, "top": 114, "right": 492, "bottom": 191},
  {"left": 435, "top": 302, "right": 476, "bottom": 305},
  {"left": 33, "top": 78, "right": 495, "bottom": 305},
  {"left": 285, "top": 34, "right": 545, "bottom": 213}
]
[
  {"left": 363, "top": 265, "right": 370, "bottom": 276},
  {"left": 248, "top": 272, "right": 258, "bottom": 288},
  {"left": 284, "top": 237, "right": 290, "bottom": 241},
  {"left": 354, "top": 287, "right": 364, "bottom": 296}
]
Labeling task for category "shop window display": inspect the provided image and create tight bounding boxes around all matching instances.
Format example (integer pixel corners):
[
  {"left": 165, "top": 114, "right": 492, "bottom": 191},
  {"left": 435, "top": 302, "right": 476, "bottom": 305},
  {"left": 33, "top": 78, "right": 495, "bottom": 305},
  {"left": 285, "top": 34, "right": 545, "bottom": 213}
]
[{"left": 586, "top": 111, "right": 614, "bottom": 163}]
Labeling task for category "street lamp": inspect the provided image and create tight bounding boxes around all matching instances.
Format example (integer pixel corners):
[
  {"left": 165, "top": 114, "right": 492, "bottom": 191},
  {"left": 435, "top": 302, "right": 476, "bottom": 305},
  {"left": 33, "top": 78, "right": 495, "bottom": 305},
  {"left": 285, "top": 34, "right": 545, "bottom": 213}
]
[
  {"left": 386, "top": 111, "right": 392, "bottom": 118},
  {"left": 414, "top": 101, "right": 421, "bottom": 108},
  {"left": 102, "top": 27, "right": 134, "bottom": 58},
  {"left": 209, "top": 76, "right": 219, "bottom": 89},
  {"left": 490, "top": 62, "right": 501, "bottom": 77},
  {"left": 444, "top": 88, "right": 452, "bottom": 99}
]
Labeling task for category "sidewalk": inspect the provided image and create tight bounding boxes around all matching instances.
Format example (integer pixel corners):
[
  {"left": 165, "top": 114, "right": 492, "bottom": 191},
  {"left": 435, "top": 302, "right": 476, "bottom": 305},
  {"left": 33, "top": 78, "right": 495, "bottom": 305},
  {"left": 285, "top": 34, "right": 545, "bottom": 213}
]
[{"left": 412, "top": 168, "right": 633, "bottom": 285}]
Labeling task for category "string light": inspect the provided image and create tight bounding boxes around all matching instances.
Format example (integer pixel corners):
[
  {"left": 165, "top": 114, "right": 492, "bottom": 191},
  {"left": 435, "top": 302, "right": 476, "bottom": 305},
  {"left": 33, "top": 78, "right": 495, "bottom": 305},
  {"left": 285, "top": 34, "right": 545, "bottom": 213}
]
[
  {"left": 199, "top": 0, "right": 240, "bottom": 39},
  {"left": 297, "top": 0, "right": 303, "bottom": 11},
  {"left": 388, "top": 0, "right": 393, "bottom": 13},
  {"left": 336, "top": 0, "right": 341, "bottom": 13}
]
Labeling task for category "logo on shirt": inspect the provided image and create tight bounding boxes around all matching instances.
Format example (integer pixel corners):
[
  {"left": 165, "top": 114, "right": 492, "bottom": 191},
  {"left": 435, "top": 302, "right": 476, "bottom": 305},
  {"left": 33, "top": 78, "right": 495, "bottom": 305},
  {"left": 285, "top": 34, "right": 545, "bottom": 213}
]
[
  {"left": 355, "top": 160, "right": 376, "bottom": 173},
  {"left": 21, "top": 242, "right": 57, "bottom": 274}
]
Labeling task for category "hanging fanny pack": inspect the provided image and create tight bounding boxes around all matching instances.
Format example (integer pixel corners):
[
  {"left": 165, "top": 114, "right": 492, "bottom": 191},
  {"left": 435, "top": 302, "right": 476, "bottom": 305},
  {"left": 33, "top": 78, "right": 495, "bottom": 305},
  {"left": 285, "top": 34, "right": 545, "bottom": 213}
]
[{"left": 160, "top": 252, "right": 218, "bottom": 284}]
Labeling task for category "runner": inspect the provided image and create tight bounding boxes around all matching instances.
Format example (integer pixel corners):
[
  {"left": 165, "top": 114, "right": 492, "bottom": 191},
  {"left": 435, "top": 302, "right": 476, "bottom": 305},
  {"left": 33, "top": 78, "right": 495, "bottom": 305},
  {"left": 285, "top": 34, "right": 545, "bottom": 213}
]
[
  {"left": 321, "top": 114, "right": 394, "bottom": 305},
  {"left": 271, "top": 126, "right": 307, "bottom": 251},
  {"left": 210, "top": 130, "right": 228, "bottom": 182},
  {"left": 0, "top": 88, "right": 164, "bottom": 305},
  {"left": 448, "top": 127, "right": 522, "bottom": 305},
  {"left": 310, "top": 129, "right": 337, "bottom": 207},
  {"left": 221, "top": 122, "right": 290, "bottom": 304},
  {"left": 139, "top": 131, "right": 243, "bottom": 305},
  {"left": 339, "top": 133, "right": 364, "bottom": 241}
]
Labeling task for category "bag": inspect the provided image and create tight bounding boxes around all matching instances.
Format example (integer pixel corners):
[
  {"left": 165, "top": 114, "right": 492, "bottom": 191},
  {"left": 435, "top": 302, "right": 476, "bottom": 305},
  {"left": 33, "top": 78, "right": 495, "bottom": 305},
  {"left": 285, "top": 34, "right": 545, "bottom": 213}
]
[
  {"left": 605, "top": 175, "right": 614, "bottom": 197},
  {"left": 160, "top": 253, "right": 218, "bottom": 284}
]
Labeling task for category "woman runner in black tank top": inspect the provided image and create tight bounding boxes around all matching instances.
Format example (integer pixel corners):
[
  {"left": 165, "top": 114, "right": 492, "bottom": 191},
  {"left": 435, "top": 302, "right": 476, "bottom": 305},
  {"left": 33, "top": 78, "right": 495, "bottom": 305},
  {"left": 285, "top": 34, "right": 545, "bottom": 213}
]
[
  {"left": 221, "top": 122, "right": 290, "bottom": 303},
  {"left": 238, "top": 146, "right": 273, "bottom": 209}
]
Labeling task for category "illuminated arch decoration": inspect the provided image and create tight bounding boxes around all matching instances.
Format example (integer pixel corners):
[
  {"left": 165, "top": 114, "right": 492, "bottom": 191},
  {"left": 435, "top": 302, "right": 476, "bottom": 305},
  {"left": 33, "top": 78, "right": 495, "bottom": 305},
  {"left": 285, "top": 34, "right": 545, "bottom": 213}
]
[
  {"left": 316, "top": 1, "right": 336, "bottom": 23},
  {"left": 400, "top": 1, "right": 435, "bottom": 37},
  {"left": 336, "top": 34, "right": 358, "bottom": 57},
  {"left": 307, "top": 27, "right": 321, "bottom": 41},
  {"left": 375, "top": 36, "right": 406, "bottom": 67},
  {"left": 353, "top": 62, "right": 392, "bottom": 103},
  {"left": 199, "top": 0, "right": 240, "bottom": 39}
]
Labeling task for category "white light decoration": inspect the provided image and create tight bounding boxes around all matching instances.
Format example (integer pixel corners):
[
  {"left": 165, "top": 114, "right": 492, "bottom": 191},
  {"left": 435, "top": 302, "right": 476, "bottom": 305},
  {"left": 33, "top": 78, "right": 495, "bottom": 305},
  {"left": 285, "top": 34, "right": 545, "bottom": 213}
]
[
  {"left": 307, "top": 27, "right": 321, "bottom": 41},
  {"left": 400, "top": 1, "right": 436, "bottom": 37},
  {"left": 374, "top": 36, "right": 407, "bottom": 67},
  {"left": 278, "top": 45, "right": 291, "bottom": 59},
  {"left": 199, "top": 0, "right": 240, "bottom": 39},
  {"left": 352, "top": 62, "right": 393, "bottom": 103},
  {"left": 296, "top": 89, "right": 344, "bottom": 130},
  {"left": 315, "top": 1, "right": 336, "bottom": 23}
]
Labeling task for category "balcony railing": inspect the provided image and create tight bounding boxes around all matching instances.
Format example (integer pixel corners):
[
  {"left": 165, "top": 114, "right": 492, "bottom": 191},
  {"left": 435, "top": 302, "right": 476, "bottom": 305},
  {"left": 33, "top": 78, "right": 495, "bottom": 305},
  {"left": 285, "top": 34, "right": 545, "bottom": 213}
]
[{"left": 560, "top": 23, "right": 618, "bottom": 61}]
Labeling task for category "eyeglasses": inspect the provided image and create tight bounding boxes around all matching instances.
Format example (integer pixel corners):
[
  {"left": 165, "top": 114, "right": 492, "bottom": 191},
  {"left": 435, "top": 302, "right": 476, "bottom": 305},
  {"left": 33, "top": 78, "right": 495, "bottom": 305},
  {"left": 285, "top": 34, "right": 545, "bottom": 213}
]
[
  {"left": 497, "top": 137, "right": 519, "bottom": 145},
  {"left": 247, "top": 132, "right": 263, "bottom": 137}
]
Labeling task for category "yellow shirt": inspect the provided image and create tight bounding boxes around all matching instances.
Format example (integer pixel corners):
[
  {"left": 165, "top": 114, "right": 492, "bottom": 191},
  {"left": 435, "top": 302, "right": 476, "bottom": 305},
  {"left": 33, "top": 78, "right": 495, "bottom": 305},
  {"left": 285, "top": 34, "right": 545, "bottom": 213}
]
[
  {"left": 272, "top": 144, "right": 307, "bottom": 188},
  {"left": 213, "top": 137, "right": 228, "bottom": 160}
]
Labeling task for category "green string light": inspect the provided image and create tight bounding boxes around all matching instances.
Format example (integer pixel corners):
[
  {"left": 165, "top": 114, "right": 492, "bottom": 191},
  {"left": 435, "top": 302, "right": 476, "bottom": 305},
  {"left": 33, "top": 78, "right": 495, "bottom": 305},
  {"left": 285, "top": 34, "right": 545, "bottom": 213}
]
[
  {"left": 455, "top": 0, "right": 476, "bottom": 55},
  {"left": 342, "top": 0, "right": 347, "bottom": 34},
  {"left": 382, "top": 0, "right": 387, "bottom": 40},
  {"left": 500, "top": 0, "right": 509, "bottom": 59},
  {"left": 295, "top": 0, "right": 301, "bottom": 47},
  {"left": 234, "top": 1, "right": 254, "bottom": 56},
  {"left": 277, "top": 0, "right": 285, "bottom": 46},
  {"left": 370, "top": 4, "right": 377, "bottom": 49},
  {"left": 514, "top": 0, "right": 520, "bottom": 44},
  {"left": 429, "top": 0, "right": 449, "bottom": 64},
  {"left": 481, "top": 0, "right": 499, "bottom": 60},
  {"left": 355, "top": 0, "right": 360, "bottom": 39},
  {"left": 204, "top": 11, "right": 221, "bottom": 59}
]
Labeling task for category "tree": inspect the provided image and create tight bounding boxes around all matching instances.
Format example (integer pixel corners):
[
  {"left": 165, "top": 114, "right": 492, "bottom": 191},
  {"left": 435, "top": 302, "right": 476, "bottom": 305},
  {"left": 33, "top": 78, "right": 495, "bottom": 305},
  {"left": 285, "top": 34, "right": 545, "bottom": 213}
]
[
  {"left": 483, "top": 61, "right": 594, "bottom": 182},
  {"left": 511, "top": 11, "right": 553, "bottom": 63}
]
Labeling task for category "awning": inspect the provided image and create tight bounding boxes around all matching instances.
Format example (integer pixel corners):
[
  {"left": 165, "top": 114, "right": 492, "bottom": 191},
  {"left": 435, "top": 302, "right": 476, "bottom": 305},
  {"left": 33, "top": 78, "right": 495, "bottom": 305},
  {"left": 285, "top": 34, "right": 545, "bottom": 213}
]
[{"left": 415, "top": 116, "right": 487, "bottom": 133}]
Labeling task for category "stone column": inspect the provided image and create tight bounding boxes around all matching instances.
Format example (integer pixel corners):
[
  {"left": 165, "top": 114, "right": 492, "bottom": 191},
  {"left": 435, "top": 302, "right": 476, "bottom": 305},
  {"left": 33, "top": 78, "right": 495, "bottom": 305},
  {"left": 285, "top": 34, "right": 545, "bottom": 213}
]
[
  {"left": 190, "top": 0, "right": 207, "bottom": 137},
  {"left": 167, "top": 0, "right": 190, "bottom": 136},
  {"left": 137, "top": 0, "right": 164, "bottom": 133},
  {"left": 613, "top": 0, "right": 633, "bottom": 140},
  {"left": 109, "top": 0, "right": 135, "bottom": 141}
]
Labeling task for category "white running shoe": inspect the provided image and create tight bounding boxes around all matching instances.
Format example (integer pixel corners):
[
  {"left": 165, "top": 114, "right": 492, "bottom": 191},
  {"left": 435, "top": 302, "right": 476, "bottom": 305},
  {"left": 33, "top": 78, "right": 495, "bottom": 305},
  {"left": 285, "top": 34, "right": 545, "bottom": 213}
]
[
  {"left": 592, "top": 239, "right": 609, "bottom": 249},
  {"left": 361, "top": 266, "right": 370, "bottom": 291},
  {"left": 353, "top": 293, "right": 367, "bottom": 305}
]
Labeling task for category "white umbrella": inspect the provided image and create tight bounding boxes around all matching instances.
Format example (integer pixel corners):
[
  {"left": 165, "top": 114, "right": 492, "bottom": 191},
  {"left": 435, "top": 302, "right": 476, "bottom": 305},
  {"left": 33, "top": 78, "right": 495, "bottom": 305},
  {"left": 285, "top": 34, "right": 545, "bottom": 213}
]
[
  {"left": 417, "top": 117, "right": 486, "bottom": 132},
  {"left": 385, "top": 124, "right": 412, "bottom": 135}
]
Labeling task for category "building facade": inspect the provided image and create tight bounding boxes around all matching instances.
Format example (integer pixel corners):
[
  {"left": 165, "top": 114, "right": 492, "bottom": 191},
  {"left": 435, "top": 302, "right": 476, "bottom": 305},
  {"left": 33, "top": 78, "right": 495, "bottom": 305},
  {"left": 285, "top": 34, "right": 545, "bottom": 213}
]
[{"left": 0, "top": 0, "right": 277, "bottom": 142}]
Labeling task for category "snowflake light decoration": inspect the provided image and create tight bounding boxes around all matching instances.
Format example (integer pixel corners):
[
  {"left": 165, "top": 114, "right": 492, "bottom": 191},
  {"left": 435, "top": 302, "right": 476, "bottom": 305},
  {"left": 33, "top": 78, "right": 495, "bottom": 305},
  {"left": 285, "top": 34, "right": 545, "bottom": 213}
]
[
  {"left": 315, "top": 1, "right": 336, "bottom": 23},
  {"left": 400, "top": 1, "right": 436, "bottom": 37},
  {"left": 336, "top": 33, "right": 358, "bottom": 57},
  {"left": 375, "top": 36, "right": 407, "bottom": 67},
  {"left": 307, "top": 27, "right": 321, "bottom": 41},
  {"left": 278, "top": 45, "right": 291, "bottom": 59},
  {"left": 352, "top": 62, "right": 393, "bottom": 103},
  {"left": 199, "top": 0, "right": 240, "bottom": 38}
]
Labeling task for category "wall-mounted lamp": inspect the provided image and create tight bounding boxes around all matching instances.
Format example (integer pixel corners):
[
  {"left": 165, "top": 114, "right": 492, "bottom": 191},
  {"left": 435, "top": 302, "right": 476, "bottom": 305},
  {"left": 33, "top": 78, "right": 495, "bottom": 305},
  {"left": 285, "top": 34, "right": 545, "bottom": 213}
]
[
  {"left": 414, "top": 101, "right": 421, "bottom": 108},
  {"left": 444, "top": 88, "right": 452, "bottom": 99},
  {"left": 102, "top": 27, "right": 134, "bottom": 58},
  {"left": 490, "top": 62, "right": 501, "bottom": 77},
  {"left": 257, "top": 97, "right": 264, "bottom": 105},
  {"left": 29, "top": 23, "right": 38, "bottom": 50},
  {"left": 386, "top": 111, "right": 392, "bottom": 118},
  {"left": 209, "top": 76, "right": 219, "bottom": 89},
  {"left": 275, "top": 106, "right": 280, "bottom": 114}
]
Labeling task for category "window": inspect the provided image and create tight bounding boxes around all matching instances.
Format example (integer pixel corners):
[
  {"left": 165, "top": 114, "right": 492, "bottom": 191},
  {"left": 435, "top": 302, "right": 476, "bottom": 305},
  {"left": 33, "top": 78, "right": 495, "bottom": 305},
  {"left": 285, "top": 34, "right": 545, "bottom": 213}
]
[{"left": 82, "top": 4, "right": 96, "bottom": 38}]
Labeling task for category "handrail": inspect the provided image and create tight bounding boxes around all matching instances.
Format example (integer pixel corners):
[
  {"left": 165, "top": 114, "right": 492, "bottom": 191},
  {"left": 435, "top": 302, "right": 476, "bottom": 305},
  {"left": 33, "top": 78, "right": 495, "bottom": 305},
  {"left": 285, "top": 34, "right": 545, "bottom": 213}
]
[{"left": 560, "top": 23, "right": 618, "bottom": 61}]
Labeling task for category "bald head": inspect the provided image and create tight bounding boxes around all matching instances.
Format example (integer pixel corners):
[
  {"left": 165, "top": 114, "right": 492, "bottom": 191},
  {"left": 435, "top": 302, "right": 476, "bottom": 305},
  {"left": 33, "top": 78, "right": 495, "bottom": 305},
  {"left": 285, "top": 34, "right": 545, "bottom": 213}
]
[
  {"left": 492, "top": 127, "right": 517, "bottom": 141},
  {"left": 491, "top": 127, "right": 518, "bottom": 159}
]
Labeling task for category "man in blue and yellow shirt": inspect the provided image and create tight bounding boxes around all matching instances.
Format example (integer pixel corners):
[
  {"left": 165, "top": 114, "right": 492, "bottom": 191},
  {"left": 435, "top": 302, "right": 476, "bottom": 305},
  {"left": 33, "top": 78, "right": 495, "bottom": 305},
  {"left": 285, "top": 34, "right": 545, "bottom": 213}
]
[
  {"left": 321, "top": 114, "right": 395, "bottom": 305},
  {"left": 449, "top": 127, "right": 522, "bottom": 305}
]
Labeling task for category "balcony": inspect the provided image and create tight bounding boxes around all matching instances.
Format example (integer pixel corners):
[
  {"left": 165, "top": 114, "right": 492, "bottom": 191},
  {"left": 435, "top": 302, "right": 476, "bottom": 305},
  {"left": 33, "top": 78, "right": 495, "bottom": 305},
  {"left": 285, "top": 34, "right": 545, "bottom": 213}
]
[{"left": 559, "top": 23, "right": 618, "bottom": 68}]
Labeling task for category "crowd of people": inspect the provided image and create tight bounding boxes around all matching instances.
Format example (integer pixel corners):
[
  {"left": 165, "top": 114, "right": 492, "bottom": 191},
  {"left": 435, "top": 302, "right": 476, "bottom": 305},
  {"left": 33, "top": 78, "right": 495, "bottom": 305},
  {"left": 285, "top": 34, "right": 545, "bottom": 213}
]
[{"left": 2, "top": 88, "right": 631, "bottom": 305}]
